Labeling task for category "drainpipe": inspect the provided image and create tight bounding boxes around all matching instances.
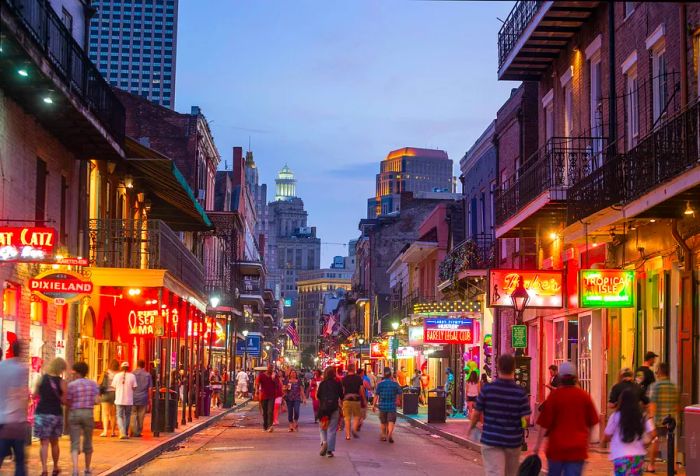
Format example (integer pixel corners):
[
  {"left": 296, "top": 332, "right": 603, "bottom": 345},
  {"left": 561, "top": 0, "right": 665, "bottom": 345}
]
[
  {"left": 680, "top": 3, "right": 689, "bottom": 108},
  {"left": 607, "top": 1, "right": 617, "bottom": 144},
  {"left": 671, "top": 219, "right": 692, "bottom": 271}
]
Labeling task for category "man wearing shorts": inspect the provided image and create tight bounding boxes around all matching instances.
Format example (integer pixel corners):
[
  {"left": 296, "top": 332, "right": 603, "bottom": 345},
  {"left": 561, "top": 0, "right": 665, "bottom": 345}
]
[
  {"left": 372, "top": 367, "right": 403, "bottom": 443},
  {"left": 341, "top": 364, "right": 364, "bottom": 439}
]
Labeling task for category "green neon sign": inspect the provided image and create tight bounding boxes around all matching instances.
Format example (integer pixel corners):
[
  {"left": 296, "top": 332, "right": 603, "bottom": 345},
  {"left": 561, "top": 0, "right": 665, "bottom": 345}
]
[{"left": 579, "top": 269, "right": 635, "bottom": 308}]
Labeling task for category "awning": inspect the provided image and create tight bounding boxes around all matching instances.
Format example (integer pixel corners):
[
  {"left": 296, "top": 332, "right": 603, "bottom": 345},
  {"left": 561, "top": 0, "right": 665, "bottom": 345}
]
[{"left": 125, "top": 138, "right": 212, "bottom": 231}]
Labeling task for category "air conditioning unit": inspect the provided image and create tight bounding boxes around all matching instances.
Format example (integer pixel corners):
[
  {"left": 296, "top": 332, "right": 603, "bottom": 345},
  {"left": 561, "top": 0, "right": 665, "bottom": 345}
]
[{"left": 197, "top": 189, "right": 206, "bottom": 200}]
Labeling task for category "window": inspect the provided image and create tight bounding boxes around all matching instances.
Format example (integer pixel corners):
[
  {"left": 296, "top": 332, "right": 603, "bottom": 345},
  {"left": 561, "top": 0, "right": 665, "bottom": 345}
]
[
  {"left": 563, "top": 82, "right": 573, "bottom": 139},
  {"left": 589, "top": 52, "right": 603, "bottom": 168},
  {"left": 651, "top": 48, "right": 667, "bottom": 125},
  {"left": 60, "top": 176, "right": 67, "bottom": 244},
  {"left": 624, "top": 2, "right": 635, "bottom": 18},
  {"left": 625, "top": 66, "right": 639, "bottom": 149},
  {"left": 542, "top": 89, "right": 554, "bottom": 143},
  {"left": 61, "top": 8, "right": 73, "bottom": 35},
  {"left": 35, "top": 158, "right": 47, "bottom": 224}
]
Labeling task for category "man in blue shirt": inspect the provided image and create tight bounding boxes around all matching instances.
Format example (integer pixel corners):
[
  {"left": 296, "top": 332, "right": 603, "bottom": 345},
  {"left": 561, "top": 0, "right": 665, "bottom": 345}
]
[
  {"left": 372, "top": 367, "right": 403, "bottom": 443},
  {"left": 467, "top": 354, "right": 530, "bottom": 476}
]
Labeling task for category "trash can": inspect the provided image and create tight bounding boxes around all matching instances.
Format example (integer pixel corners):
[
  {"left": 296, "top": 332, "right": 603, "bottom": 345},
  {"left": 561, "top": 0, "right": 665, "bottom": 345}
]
[
  {"left": 402, "top": 387, "right": 420, "bottom": 415},
  {"left": 223, "top": 382, "right": 236, "bottom": 408},
  {"left": 684, "top": 405, "right": 700, "bottom": 474},
  {"left": 427, "top": 389, "right": 446, "bottom": 423},
  {"left": 152, "top": 388, "right": 178, "bottom": 433},
  {"left": 198, "top": 387, "right": 212, "bottom": 416}
]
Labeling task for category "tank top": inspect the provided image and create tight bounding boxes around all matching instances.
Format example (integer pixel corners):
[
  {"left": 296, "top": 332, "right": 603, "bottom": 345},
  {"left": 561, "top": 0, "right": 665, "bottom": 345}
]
[
  {"left": 467, "top": 382, "right": 479, "bottom": 397},
  {"left": 35, "top": 375, "right": 63, "bottom": 415}
]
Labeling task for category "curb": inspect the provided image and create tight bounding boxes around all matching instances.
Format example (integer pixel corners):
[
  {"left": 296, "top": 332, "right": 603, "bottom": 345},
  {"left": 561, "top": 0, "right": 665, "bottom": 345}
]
[
  {"left": 103, "top": 400, "right": 251, "bottom": 476},
  {"left": 397, "top": 411, "right": 482, "bottom": 453}
]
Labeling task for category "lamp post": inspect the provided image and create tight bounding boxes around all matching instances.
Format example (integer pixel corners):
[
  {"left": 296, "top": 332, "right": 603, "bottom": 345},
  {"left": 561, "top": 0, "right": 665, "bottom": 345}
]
[
  {"left": 358, "top": 337, "right": 365, "bottom": 371},
  {"left": 391, "top": 321, "right": 399, "bottom": 375},
  {"left": 242, "top": 329, "right": 249, "bottom": 371},
  {"left": 265, "top": 344, "right": 271, "bottom": 365}
]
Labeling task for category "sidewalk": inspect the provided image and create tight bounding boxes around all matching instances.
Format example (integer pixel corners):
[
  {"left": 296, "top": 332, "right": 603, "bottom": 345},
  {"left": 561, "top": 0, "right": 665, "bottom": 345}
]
[
  {"left": 399, "top": 406, "right": 685, "bottom": 475},
  {"left": 2, "top": 400, "right": 249, "bottom": 476}
]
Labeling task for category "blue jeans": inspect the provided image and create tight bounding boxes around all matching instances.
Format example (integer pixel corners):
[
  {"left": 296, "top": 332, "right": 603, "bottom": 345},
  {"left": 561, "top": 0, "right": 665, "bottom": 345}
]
[
  {"left": 286, "top": 399, "right": 301, "bottom": 422},
  {"left": 548, "top": 460, "right": 584, "bottom": 476},
  {"left": 319, "top": 410, "right": 339, "bottom": 452},
  {"left": 0, "top": 437, "right": 26, "bottom": 476},
  {"left": 116, "top": 405, "right": 133, "bottom": 437}
]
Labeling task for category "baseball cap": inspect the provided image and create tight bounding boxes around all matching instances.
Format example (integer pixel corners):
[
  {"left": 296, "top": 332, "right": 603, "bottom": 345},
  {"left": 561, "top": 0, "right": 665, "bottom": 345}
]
[
  {"left": 644, "top": 351, "right": 658, "bottom": 360},
  {"left": 558, "top": 361, "right": 576, "bottom": 377},
  {"left": 120, "top": 361, "right": 129, "bottom": 368}
]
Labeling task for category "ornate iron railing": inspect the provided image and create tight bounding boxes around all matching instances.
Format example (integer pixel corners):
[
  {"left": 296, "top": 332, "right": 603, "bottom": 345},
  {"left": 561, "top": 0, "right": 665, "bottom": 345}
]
[
  {"left": 438, "top": 234, "right": 495, "bottom": 282},
  {"left": 498, "top": 1, "right": 542, "bottom": 69},
  {"left": 89, "top": 219, "right": 204, "bottom": 294},
  {"left": 5, "top": 0, "right": 125, "bottom": 143},
  {"left": 496, "top": 136, "right": 608, "bottom": 225}
]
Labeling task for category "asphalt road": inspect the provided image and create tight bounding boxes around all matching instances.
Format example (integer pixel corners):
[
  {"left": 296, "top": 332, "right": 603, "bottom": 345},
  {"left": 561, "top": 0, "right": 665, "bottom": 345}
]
[{"left": 132, "top": 401, "right": 484, "bottom": 475}]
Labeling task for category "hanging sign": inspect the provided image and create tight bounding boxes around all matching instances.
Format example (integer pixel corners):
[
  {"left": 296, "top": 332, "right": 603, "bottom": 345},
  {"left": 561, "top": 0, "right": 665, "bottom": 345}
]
[
  {"left": 579, "top": 269, "right": 635, "bottom": 308},
  {"left": 396, "top": 346, "right": 416, "bottom": 359},
  {"left": 370, "top": 342, "right": 386, "bottom": 359},
  {"left": 0, "top": 227, "right": 56, "bottom": 261},
  {"left": 511, "top": 325, "right": 527, "bottom": 348},
  {"left": 423, "top": 317, "right": 474, "bottom": 344},
  {"left": 408, "top": 325, "right": 424, "bottom": 346},
  {"left": 488, "top": 269, "right": 564, "bottom": 308},
  {"left": 29, "top": 270, "right": 92, "bottom": 303}
]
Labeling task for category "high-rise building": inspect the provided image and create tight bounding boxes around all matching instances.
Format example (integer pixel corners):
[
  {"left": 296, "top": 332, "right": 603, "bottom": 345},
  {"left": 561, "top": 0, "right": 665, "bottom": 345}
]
[
  {"left": 88, "top": 0, "right": 178, "bottom": 108},
  {"left": 367, "top": 147, "right": 455, "bottom": 218},
  {"left": 266, "top": 165, "right": 321, "bottom": 316}
]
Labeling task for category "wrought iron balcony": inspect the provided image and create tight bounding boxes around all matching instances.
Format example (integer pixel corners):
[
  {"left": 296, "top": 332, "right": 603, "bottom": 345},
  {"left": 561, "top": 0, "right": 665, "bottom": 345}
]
[
  {"left": 438, "top": 234, "right": 495, "bottom": 282},
  {"left": 2, "top": 0, "right": 125, "bottom": 155},
  {"left": 495, "top": 136, "right": 608, "bottom": 233},
  {"left": 88, "top": 219, "right": 204, "bottom": 294}
]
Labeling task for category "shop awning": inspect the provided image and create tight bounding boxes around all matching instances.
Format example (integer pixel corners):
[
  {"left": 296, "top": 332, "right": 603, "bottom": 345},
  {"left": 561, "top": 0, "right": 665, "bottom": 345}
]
[{"left": 125, "top": 138, "right": 213, "bottom": 231}]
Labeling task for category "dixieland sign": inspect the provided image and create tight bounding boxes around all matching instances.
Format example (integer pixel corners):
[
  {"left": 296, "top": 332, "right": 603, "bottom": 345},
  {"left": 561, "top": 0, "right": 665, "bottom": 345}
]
[{"left": 29, "top": 270, "right": 93, "bottom": 303}]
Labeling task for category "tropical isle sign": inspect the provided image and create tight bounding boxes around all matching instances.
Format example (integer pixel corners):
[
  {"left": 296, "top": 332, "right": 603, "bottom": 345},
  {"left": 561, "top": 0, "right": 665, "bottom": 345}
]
[
  {"left": 29, "top": 270, "right": 93, "bottom": 303},
  {"left": 579, "top": 269, "right": 635, "bottom": 308}
]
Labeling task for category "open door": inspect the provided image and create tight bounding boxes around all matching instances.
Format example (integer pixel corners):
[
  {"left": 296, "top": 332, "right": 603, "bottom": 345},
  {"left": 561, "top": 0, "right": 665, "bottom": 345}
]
[{"left": 678, "top": 271, "right": 696, "bottom": 441}]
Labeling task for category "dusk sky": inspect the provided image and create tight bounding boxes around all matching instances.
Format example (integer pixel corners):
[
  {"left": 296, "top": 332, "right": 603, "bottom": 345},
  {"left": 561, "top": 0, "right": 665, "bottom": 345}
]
[{"left": 175, "top": 0, "right": 519, "bottom": 265}]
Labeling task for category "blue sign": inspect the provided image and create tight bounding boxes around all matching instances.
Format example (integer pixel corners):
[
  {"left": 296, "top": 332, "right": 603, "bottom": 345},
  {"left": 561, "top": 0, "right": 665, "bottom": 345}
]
[
  {"left": 284, "top": 298, "right": 293, "bottom": 307},
  {"left": 236, "top": 334, "right": 261, "bottom": 356}
]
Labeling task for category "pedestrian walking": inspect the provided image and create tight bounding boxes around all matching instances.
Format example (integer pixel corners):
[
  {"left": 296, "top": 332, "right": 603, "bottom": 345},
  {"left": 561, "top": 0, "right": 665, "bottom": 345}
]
[
  {"left": 341, "top": 363, "right": 364, "bottom": 440},
  {"left": 357, "top": 369, "right": 368, "bottom": 431},
  {"left": 317, "top": 366, "right": 344, "bottom": 457},
  {"left": 372, "top": 367, "right": 402, "bottom": 443},
  {"left": 647, "top": 362, "right": 679, "bottom": 473},
  {"left": 66, "top": 361, "right": 100, "bottom": 476},
  {"left": 465, "top": 371, "right": 479, "bottom": 417},
  {"left": 236, "top": 368, "right": 249, "bottom": 399},
  {"left": 255, "top": 365, "right": 277, "bottom": 432},
  {"left": 210, "top": 369, "right": 222, "bottom": 408},
  {"left": 445, "top": 368, "right": 455, "bottom": 416},
  {"left": 467, "top": 354, "right": 531, "bottom": 476},
  {"left": 609, "top": 368, "right": 649, "bottom": 409},
  {"left": 272, "top": 370, "right": 284, "bottom": 426},
  {"left": 112, "top": 362, "right": 137, "bottom": 439},
  {"left": 0, "top": 340, "right": 29, "bottom": 476},
  {"left": 420, "top": 369, "right": 430, "bottom": 405},
  {"left": 533, "top": 362, "right": 599, "bottom": 476},
  {"left": 602, "top": 389, "right": 656, "bottom": 475},
  {"left": 309, "top": 369, "right": 322, "bottom": 423},
  {"left": 33, "top": 357, "right": 68, "bottom": 476},
  {"left": 635, "top": 351, "right": 658, "bottom": 396},
  {"left": 396, "top": 366, "right": 408, "bottom": 388},
  {"left": 98, "top": 359, "right": 119, "bottom": 437},
  {"left": 130, "top": 360, "right": 152, "bottom": 438},
  {"left": 546, "top": 364, "right": 561, "bottom": 392},
  {"left": 283, "top": 369, "right": 306, "bottom": 432}
]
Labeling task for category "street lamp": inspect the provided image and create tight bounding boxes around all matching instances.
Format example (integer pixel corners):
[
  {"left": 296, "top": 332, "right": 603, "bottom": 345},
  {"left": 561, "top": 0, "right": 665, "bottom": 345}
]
[
  {"left": 510, "top": 276, "right": 530, "bottom": 324},
  {"left": 242, "top": 329, "right": 249, "bottom": 371},
  {"left": 265, "top": 344, "right": 271, "bottom": 365},
  {"left": 391, "top": 321, "right": 400, "bottom": 374},
  {"left": 358, "top": 337, "right": 365, "bottom": 370},
  {"left": 209, "top": 296, "right": 220, "bottom": 309}
]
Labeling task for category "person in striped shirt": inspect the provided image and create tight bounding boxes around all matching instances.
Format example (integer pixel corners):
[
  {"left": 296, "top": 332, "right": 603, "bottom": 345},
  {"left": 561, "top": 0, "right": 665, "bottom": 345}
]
[
  {"left": 467, "top": 354, "right": 530, "bottom": 476},
  {"left": 67, "top": 361, "right": 100, "bottom": 476}
]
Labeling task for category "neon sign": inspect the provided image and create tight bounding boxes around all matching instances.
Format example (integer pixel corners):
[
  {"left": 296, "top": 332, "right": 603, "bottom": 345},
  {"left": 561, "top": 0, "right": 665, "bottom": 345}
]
[
  {"left": 488, "top": 269, "right": 564, "bottom": 308},
  {"left": 579, "top": 269, "right": 635, "bottom": 308},
  {"left": 0, "top": 227, "right": 56, "bottom": 261},
  {"left": 29, "top": 270, "right": 93, "bottom": 303},
  {"left": 423, "top": 317, "right": 473, "bottom": 344}
]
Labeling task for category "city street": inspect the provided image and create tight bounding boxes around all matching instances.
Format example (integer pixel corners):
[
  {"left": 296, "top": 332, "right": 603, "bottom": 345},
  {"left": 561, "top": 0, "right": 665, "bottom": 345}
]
[{"left": 133, "top": 402, "right": 483, "bottom": 476}]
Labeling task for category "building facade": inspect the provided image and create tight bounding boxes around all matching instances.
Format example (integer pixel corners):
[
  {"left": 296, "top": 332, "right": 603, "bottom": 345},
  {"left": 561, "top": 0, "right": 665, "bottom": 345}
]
[{"left": 89, "top": 0, "right": 178, "bottom": 108}]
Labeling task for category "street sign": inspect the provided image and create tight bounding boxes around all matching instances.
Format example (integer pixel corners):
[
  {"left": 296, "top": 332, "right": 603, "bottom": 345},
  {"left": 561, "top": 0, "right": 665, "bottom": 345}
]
[
  {"left": 236, "top": 334, "right": 261, "bottom": 356},
  {"left": 511, "top": 325, "right": 527, "bottom": 349}
]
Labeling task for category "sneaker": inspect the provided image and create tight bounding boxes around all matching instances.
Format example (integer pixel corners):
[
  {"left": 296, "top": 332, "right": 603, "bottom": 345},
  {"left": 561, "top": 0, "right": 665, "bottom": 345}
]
[
  {"left": 326, "top": 451, "right": 334, "bottom": 458},
  {"left": 388, "top": 436, "right": 394, "bottom": 443},
  {"left": 320, "top": 443, "right": 328, "bottom": 456},
  {"left": 267, "top": 427, "right": 274, "bottom": 433}
]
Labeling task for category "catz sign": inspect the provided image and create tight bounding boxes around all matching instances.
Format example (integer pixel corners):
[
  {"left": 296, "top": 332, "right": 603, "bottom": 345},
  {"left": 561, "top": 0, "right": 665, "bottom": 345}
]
[
  {"left": 29, "top": 270, "right": 93, "bottom": 303},
  {"left": 0, "top": 227, "right": 56, "bottom": 261}
]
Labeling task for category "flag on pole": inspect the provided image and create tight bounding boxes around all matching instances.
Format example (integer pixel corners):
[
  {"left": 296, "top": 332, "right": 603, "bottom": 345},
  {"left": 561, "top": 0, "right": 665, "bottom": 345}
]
[
  {"left": 337, "top": 323, "right": 351, "bottom": 338},
  {"left": 286, "top": 320, "right": 300, "bottom": 347},
  {"left": 324, "top": 313, "right": 337, "bottom": 336}
]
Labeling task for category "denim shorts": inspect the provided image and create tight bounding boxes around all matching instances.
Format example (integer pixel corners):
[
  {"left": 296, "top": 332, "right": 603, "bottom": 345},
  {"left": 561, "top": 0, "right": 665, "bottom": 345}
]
[{"left": 33, "top": 413, "right": 63, "bottom": 439}]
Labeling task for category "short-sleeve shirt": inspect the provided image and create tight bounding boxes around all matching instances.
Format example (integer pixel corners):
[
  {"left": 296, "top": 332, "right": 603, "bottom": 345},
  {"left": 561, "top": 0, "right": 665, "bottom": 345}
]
[
  {"left": 475, "top": 378, "right": 530, "bottom": 448},
  {"left": 132, "top": 368, "right": 153, "bottom": 406},
  {"left": 113, "top": 371, "right": 138, "bottom": 406},
  {"left": 650, "top": 378, "right": 679, "bottom": 427},
  {"left": 342, "top": 374, "right": 364, "bottom": 395},
  {"left": 605, "top": 411, "right": 655, "bottom": 461},
  {"left": 257, "top": 372, "right": 277, "bottom": 400},
  {"left": 375, "top": 379, "right": 402, "bottom": 412},
  {"left": 536, "top": 385, "right": 599, "bottom": 461},
  {"left": 636, "top": 365, "right": 655, "bottom": 394},
  {"left": 284, "top": 379, "right": 303, "bottom": 401},
  {"left": 0, "top": 358, "right": 29, "bottom": 424},
  {"left": 67, "top": 378, "right": 100, "bottom": 410},
  {"left": 609, "top": 380, "right": 649, "bottom": 406}
]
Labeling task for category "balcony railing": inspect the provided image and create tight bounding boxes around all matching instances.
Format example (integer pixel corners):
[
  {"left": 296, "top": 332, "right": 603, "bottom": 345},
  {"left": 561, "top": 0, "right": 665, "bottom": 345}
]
[
  {"left": 5, "top": 0, "right": 125, "bottom": 142},
  {"left": 496, "top": 136, "right": 608, "bottom": 225},
  {"left": 569, "top": 100, "right": 700, "bottom": 223},
  {"left": 438, "top": 234, "right": 495, "bottom": 282},
  {"left": 89, "top": 219, "right": 204, "bottom": 294},
  {"left": 240, "top": 277, "right": 263, "bottom": 295},
  {"left": 498, "top": 0, "right": 542, "bottom": 70}
]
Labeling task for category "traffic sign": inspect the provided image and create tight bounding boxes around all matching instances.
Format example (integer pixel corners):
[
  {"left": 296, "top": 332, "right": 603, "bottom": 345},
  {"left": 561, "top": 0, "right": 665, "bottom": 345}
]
[
  {"left": 511, "top": 325, "right": 527, "bottom": 349},
  {"left": 236, "top": 334, "right": 261, "bottom": 356}
]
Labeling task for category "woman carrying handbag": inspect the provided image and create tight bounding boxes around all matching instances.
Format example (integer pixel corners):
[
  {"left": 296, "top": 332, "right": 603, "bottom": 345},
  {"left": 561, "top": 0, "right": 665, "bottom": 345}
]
[{"left": 33, "top": 357, "right": 68, "bottom": 476}]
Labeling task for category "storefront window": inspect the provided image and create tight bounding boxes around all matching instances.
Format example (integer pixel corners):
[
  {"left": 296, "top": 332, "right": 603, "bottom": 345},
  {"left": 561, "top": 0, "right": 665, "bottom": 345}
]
[
  {"left": 567, "top": 319, "right": 579, "bottom": 363},
  {"left": 578, "top": 314, "right": 592, "bottom": 393},
  {"left": 554, "top": 320, "right": 565, "bottom": 364}
]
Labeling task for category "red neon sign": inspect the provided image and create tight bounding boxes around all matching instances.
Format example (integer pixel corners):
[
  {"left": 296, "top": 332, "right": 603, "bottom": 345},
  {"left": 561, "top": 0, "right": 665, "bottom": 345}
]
[
  {"left": 0, "top": 227, "right": 57, "bottom": 261},
  {"left": 488, "top": 269, "right": 564, "bottom": 308}
]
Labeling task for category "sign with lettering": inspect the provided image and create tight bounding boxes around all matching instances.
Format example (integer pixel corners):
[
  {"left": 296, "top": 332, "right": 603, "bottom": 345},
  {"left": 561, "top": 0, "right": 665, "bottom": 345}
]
[
  {"left": 29, "top": 270, "right": 92, "bottom": 303},
  {"left": 0, "top": 227, "right": 56, "bottom": 261},
  {"left": 511, "top": 325, "right": 527, "bottom": 348},
  {"left": 396, "top": 346, "right": 416, "bottom": 359},
  {"left": 423, "top": 317, "right": 474, "bottom": 344},
  {"left": 236, "top": 334, "right": 261, "bottom": 356},
  {"left": 408, "top": 325, "right": 424, "bottom": 346},
  {"left": 488, "top": 269, "right": 564, "bottom": 308},
  {"left": 579, "top": 269, "right": 635, "bottom": 308}
]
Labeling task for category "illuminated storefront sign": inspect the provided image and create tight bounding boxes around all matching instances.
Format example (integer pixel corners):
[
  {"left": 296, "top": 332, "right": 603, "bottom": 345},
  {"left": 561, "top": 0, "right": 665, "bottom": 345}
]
[
  {"left": 579, "top": 269, "right": 635, "bottom": 308},
  {"left": 488, "top": 269, "right": 564, "bottom": 308},
  {"left": 408, "top": 325, "right": 424, "bottom": 346},
  {"left": 128, "top": 308, "right": 179, "bottom": 336},
  {"left": 29, "top": 271, "right": 93, "bottom": 303},
  {"left": 370, "top": 342, "right": 386, "bottom": 359},
  {"left": 0, "top": 227, "right": 56, "bottom": 261},
  {"left": 423, "top": 317, "right": 474, "bottom": 344},
  {"left": 396, "top": 346, "right": 416, "bottom": 359}
]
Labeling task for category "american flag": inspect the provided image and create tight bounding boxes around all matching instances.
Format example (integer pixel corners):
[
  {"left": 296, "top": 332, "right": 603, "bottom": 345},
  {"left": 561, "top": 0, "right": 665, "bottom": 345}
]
[
  {"left": 324, "top": 313, "right": 337, "bottom": 336},
  {"left": 286, "top": 320, "right": 300, "bottom": 347},
  {"left": 337, "top": 323, "right": 351, "bottom": 338}
]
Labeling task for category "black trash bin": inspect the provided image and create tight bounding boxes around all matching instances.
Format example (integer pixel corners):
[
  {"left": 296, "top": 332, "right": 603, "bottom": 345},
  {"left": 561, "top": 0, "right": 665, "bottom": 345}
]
[
  {"left": 223, "top": 382, "right": 236, "bottom": 408},
  {"left": 198, "top": 387, "right": 212, "bottom": 416},
  {"left": 152, "top": 388, "right": 178, "bottom": 433},
  {"left": 402, "top": 387, "right": 420, "bottom": 415},
  {"left": 427, "top": 389, "right": 446, "bottom": 423}
]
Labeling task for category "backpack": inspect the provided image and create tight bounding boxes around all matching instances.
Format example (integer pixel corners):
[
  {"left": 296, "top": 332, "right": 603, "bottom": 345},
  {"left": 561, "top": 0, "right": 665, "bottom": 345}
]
[{"left": 517, "top": 454, "right": 542, "bottom": 476}]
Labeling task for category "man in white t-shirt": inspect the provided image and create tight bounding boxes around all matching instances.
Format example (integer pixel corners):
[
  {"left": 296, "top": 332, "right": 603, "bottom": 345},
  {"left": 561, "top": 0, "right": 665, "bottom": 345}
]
[
  {"left": 112, "top": 362, "right": 137, "bottom": 439},
  {"left": 236, "top": 369, "right": 249, "bottom": 398}
]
